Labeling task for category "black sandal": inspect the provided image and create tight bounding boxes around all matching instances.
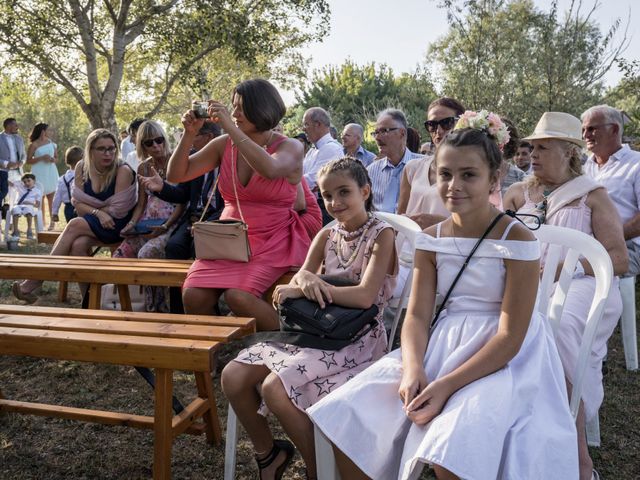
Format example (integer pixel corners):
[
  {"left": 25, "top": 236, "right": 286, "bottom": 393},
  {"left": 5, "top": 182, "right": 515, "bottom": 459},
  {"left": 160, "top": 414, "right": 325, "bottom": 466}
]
[{"left": 255, "top": 439, "right": 295, "bottom": 480}]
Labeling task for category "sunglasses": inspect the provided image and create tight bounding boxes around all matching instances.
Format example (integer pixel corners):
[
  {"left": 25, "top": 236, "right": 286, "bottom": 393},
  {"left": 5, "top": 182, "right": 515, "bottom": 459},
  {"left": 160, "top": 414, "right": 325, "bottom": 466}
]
[
  {"left": 424, "top": 117, "right": 458, "bottom": 133},
  {"left": 93, "top": 146, "right": 117, "bottom": 154},
  {"left": 142, "top": 136, "right": 165, "bottom": 148},
  {"left": 534, "top": 198, "right": 548, "bottom": 225}
]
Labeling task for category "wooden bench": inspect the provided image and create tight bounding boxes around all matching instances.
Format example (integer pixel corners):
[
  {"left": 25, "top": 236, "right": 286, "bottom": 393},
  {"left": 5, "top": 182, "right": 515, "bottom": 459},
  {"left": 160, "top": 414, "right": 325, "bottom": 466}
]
[
  {"left": 36, "top": 230, "right": 63, "bottom": 245},
  {"left": 0, "top": 305, "right": 255, "bottom": 479},
  {"left": 0, "top": 254, "right": 192, "bottom": 309}
]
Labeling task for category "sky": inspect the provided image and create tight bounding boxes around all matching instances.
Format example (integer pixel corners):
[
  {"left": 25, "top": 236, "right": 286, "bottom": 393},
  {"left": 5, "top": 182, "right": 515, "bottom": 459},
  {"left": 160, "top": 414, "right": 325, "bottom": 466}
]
[{"left": 280, "top": 0, "right": 638, "bottom": 104}]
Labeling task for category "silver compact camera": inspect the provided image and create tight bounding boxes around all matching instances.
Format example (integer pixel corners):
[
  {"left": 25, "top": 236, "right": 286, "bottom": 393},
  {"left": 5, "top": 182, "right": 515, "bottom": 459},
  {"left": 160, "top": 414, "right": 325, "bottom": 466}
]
[{"left": 192, "top": 101, "right": 210, "bottom": 119}]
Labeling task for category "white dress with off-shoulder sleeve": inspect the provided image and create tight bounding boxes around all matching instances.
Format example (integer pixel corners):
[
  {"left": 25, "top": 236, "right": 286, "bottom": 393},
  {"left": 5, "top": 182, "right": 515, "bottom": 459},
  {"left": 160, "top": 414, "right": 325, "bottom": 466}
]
[{"left": 308, "top": 221, "right": 578, "bottom": 480}]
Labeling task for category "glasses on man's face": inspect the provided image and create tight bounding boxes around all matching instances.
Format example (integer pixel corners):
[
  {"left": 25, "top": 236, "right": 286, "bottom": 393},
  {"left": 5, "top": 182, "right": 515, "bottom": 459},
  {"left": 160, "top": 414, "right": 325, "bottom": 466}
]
[
  {"left": 371, "top": 127, "right": 401, "bottom": 138},
  {"left": 581, "top": 123, "right": 614, "bottom": 137},
  {"left": 424, "top": 116, "right": 458, "bottom": 133},
  {"left": 142, "top": 136, "right": 165, "bottom": 148},
  {"left": 93, "top": 146, "right": 117, "bottom": 154}
]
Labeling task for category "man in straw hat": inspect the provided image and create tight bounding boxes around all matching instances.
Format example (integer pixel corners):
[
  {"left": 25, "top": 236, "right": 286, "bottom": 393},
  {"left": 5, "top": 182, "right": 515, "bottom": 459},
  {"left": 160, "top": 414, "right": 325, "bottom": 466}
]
[{"left": 581, "top": 104, "right": 640, "bottom": 276}]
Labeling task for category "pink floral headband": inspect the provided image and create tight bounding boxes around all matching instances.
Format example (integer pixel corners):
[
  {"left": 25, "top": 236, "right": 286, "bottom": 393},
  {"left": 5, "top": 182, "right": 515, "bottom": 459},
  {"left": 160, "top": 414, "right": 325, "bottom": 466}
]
[{"left": 454, "top": 110, "right": 510, "bottom": 150}]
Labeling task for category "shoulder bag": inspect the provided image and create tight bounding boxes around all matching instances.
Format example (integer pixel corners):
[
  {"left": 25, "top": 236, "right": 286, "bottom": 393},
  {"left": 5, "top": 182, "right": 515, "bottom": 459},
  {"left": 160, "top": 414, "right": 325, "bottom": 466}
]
[
  {"left": 192, "top": 144, "right": 251, "bottom": 262},
  {"left": 244, "top": 275, "right": 379, "bottom": 350}
]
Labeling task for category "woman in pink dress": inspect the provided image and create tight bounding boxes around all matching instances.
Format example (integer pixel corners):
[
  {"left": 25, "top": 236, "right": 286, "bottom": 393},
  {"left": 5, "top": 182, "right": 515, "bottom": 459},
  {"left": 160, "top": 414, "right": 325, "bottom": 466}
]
[
  {"left": 222, "top": 158, "right": 396, "bottom": 480},
  {"left": 167, "top": 79, "right": 320, "bottom": 330}
]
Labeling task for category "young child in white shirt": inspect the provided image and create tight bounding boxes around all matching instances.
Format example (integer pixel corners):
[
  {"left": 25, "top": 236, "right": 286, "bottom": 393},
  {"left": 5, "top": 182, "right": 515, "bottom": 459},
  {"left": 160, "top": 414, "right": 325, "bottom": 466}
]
[
  {"left": 10, "top": 173, "right": 42, "bottom": 240},
  {"left": 52, "top": 146, "right": 83, "bottom": 225}
]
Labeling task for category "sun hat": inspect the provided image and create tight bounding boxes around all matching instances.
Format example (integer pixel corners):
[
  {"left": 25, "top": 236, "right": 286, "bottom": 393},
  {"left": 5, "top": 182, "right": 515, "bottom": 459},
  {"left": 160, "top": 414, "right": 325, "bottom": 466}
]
[{"left": 523, "top": 112, "right": 586, "bottom": 148}]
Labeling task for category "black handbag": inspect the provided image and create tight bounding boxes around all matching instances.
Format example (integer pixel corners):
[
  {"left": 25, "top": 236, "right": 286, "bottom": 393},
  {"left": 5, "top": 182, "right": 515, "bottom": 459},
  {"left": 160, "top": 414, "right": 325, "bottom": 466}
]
[{"left": 244, "top": 276, "right": 379, "bottom": 350}]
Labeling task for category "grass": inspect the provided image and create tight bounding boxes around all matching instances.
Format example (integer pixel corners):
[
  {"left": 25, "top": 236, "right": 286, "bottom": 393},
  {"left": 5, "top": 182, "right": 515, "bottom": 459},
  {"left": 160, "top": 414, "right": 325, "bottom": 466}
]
[{"left": 0, "top": 231, "right": 638, "bottom": 479}]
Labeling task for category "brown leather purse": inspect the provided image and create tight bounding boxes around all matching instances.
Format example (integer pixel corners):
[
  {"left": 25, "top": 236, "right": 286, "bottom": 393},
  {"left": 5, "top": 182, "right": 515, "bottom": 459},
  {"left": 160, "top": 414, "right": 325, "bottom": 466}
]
[{"left": 192, "top": 144, "right": 251, "bottom": 262}]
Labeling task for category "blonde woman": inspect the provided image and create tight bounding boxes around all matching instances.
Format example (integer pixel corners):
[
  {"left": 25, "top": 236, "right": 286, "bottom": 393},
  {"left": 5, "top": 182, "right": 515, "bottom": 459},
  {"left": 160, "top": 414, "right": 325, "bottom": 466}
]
[
  {"left": 503, "top": 111, "right": 628, "bottom": 480},
  {"left": 12, "top": 129, "right": 137, "bottom": 303}
]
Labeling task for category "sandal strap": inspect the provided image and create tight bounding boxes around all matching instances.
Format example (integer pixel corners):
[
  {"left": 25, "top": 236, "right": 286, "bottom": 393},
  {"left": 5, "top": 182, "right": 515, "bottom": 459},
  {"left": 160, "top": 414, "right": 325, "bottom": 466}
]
[{"left": 255, "top": 443, "right": 280, "bottom": 470}]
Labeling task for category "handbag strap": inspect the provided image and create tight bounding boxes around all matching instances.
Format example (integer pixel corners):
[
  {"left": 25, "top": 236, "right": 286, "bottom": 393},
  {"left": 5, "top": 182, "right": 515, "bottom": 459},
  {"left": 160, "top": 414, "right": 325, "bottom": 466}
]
[
  {"left": 430, "top": 212, "right": 505, "bottom": 330},
  {"left": 198, "top": 142, "right": 246, "bottom": 224}
]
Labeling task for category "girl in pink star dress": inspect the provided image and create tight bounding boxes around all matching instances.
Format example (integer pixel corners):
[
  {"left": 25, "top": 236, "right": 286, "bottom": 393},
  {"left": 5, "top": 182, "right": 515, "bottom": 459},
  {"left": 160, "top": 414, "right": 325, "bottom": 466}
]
[{"left": 222, "top": 158, "right": 397, "bottom": 479}]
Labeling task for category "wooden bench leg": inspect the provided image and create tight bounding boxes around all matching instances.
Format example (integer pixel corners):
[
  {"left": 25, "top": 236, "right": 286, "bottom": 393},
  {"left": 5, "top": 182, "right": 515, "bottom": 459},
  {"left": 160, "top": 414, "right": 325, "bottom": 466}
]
[
  {"left": 195, "top": 372, "right": 222, "bottom": 445},
  {"left": 87, "top": 283, "right": 102, "bottom": 310},
  {"left": 117, "top": 284, "right": 133, "bottom": 311},
  {"left": 57, "top": 281, "right": 68, "bottom": 303},
  {"left": 153, "top": 368, "right": 173, "bottom": 480}
]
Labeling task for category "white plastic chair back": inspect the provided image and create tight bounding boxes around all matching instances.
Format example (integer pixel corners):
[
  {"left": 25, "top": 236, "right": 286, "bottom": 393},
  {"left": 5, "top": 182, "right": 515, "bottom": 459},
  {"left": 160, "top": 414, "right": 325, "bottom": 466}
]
[
  {"left": 373, "top": 212, "right": 422, "bottom": 346},
  {"left": 534, "top": 225, "right": 613, "bottom": 419}
]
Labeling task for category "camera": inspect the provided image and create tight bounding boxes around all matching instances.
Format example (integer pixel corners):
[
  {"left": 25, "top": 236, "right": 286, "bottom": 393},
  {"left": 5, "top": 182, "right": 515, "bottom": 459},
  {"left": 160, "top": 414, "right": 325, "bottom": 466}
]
[{"left": 192, "top": 101, "right": 210, "bottom": 119}]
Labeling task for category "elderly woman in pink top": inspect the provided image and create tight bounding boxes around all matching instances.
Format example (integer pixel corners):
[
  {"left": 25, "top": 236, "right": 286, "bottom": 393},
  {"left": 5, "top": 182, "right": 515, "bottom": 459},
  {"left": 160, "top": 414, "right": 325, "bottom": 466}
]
[{"left": 503, "top": 111, "right": 628, "bottom": 480}]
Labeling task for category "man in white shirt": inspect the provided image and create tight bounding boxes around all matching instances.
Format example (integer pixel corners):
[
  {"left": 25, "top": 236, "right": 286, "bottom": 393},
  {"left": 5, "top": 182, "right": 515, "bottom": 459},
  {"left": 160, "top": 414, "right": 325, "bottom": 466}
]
[
  {"left": 582, "top": 104, "right": 640, "bottom": 275},
  {"left": 0, "top": 118, "right": 26, "bottom": 227},
  {"left": 302, "top": 107, "right": 343, "bottom": 192},
  {"left": 367, "top": 109, "right": 422, "bottom": 213},
  {"left": 302, "top": 107, "right": 343, "bottom": 224},
  {"left": 124, "top": 118, "right": 145, "bottom": 171},
  {"left": 341, "top": 123, "right": 376, "bottom": 167}
]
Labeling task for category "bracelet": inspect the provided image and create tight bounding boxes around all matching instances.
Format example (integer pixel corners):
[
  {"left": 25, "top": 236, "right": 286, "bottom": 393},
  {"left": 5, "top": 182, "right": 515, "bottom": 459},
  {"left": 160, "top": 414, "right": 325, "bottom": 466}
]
[
  {"left": 236, "top": 137, "right": 249, "bottom": 145},
  {"left": 127, "top": 220, "right": 135, "bottom": 226},
  {"left": 91, "top": 208, "right": 98, "bottom": 216},
  {"left": 160, "top": 224, "right": 169, "bottom": 231}
]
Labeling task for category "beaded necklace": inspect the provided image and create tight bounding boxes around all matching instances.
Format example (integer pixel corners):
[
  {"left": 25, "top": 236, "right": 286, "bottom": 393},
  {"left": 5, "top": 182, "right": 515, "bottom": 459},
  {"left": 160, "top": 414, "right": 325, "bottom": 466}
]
[{"left": 335, "top": 213, "right": 375, "bottom": 269}]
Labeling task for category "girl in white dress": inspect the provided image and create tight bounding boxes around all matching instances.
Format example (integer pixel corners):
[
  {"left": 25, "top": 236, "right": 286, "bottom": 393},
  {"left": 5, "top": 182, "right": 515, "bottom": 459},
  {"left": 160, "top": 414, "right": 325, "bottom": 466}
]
[{"left": 308, "top": 114, "right": 579, "bottom": 480}]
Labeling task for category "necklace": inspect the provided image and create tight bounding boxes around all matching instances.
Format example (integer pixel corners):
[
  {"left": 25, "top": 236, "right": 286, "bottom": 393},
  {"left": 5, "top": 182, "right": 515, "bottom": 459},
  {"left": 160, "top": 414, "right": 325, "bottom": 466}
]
[
  {"left": 91, "top": 165, "right": 108, "bottom": 177},
  {"left": 263, "top": 130, "right": 275, "bottom": 149},
  {"left": 335, "top": 213, "right": 375, "bottom": 268}
]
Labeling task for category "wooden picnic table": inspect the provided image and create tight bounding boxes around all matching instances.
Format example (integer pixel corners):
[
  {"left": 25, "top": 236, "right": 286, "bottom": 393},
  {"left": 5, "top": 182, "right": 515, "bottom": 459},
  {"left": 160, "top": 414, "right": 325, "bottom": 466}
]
[
  {"left": 0, "top": 253, "right": 191, "bottom": 310},
  {"left": 0, "top": 305, "right": 255, "bottom": 479}
]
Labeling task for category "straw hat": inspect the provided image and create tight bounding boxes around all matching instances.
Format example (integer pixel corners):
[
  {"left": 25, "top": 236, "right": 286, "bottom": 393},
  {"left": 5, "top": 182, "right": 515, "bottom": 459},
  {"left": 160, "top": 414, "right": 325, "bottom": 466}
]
[{"left": 523, "top": 112, "right": 586, "bottom": 148}]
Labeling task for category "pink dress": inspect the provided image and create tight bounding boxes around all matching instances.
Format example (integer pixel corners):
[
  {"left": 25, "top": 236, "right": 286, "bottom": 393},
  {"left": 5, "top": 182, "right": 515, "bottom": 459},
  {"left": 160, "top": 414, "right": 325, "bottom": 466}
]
[
  {"left": 519, "top": 187, "right": 622, "bottom": 421},
  {"left": 234, "top": 217, "right": 397, "bottom": 414},
  {"left": 183, "top": 137, "right": 311, "bottom": 296}
]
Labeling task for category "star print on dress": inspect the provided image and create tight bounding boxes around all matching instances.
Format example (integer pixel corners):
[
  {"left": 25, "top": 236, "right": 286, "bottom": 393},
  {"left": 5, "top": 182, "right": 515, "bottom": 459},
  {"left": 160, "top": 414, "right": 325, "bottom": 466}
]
[
  {"left": 289, "top": 385, "right": 302, "bottom": 405},
  {"left": 296, "top": 364, "right": 308, "bottom": 375},
  {"left": 288, "top": 346, "right": 301, "bottom": 356},
  {"left": 269, "top": 350, "right": 277, "bottom": 357},
  {"left": 358, "top": 339, "right": 366, "bottom": 351},
  {"left": 342, "top": 357, "right": 357, "bottom": 369},
  {"left": 242, "top": 352, "right": 263, "bottom": 364},
  {"left": 314, "top": 378, "right": 337, "bottom": 396},
  {"left": 272, "top": 360, "right": 286, "bottom": 372},
  {"left": 319, "top": 351, "right": 338, "bottom": 370}
]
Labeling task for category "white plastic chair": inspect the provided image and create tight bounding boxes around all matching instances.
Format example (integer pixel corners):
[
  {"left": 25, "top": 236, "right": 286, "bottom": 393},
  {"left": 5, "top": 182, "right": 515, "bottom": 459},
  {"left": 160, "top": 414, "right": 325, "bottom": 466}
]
[
  {"left": 618, "top": 276, "right": 637, "bottom": 371},
  {"left": 223, "top": 212, "right": 420, "bottom": 480},
  {"left": 534, "top": 225, "right": 613, "bottom": 447}
]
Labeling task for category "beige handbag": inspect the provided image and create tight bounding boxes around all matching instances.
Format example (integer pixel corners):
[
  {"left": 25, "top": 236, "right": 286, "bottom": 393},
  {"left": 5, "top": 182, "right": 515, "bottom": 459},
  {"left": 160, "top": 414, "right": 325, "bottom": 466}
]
[{"left": 192, "top": 144, "right": 251, "bottom": 262}]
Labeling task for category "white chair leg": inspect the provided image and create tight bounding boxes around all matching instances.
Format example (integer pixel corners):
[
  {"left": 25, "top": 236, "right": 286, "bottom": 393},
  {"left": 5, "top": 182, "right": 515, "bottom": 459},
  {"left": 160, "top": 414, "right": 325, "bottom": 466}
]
[
  {"left": 619, "top": 276, "right": 638, "bottom": 371},
  {"left": 315, "top": 425, "right": 340, "bottom": 480},
  {"left": 224, "top": 405, "right": 240, "bottom": 480},
  {"left": 586, "top": 414, "right": 601, "bottom": 447}
]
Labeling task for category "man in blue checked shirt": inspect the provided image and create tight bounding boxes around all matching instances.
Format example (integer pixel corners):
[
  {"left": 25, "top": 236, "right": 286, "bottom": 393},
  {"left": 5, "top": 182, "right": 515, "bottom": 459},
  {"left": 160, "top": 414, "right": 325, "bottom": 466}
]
[
  {"left": 367, "top": 109, "right": 423, "bottom": 213},
  {"left": 341, "top": 123, "right": 376, "bottom": 167}
]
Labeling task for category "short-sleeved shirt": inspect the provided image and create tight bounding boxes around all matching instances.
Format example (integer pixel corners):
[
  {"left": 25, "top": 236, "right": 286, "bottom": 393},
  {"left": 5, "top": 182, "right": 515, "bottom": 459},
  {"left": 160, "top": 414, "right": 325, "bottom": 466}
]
[
  {"left": 302, "top": 133, "right": 343, "bottom": 191},
  {"left": 584, "top": 145, "right": 640, "bottom": 246}
]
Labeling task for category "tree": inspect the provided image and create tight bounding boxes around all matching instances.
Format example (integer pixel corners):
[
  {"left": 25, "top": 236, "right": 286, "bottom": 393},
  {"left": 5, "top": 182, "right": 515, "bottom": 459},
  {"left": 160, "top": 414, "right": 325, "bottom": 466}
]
[
  {"left": 605, "top": 59, "right": 640, "bottom": 143},
  {"left": 292, "top": 61, "right": 437, "bottom": 139},
  {"left": 0, "top": 0, "right": 329, "bottom": 132},
  {"left": 429, "top": 0, "right": 628, "bottom": 132}
]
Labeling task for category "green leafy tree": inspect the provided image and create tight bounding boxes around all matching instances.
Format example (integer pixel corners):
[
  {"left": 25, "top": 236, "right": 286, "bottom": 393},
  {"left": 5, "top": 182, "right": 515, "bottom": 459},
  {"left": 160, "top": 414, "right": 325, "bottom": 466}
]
[
  {"left": 430, "top": 0, "right": 628, "bottom": 132},
  {"left": 0, "top": 0, "right": 329, "bottom": 132},
  {"left": 292, "top": 61, "right": 437, "bottom": 143},
  {"left": 605, "top": 59, "right": 640, "bottom": 143}
]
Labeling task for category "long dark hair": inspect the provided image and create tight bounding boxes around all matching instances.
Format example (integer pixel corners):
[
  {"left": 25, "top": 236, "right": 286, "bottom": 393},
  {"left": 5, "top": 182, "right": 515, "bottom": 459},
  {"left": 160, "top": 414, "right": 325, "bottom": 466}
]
[{"left": 29, "top": 122, "right": 48, "bottom": 142}]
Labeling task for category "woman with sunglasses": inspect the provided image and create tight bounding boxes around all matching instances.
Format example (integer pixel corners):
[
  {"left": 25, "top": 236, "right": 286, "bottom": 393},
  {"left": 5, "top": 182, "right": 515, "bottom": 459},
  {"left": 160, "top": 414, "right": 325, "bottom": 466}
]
[
  {"left": 167, "top": 78, "right": 318, "bottom": 331},
  {"left": 114, "top": 120, "right": 185, "bottom": 312},
  {"left": 503, "top": 112, "right": 627, "bottom": 480},
  {"left": 397, "top": 97, "right": 465, "bottom": 229},
  {"left": 13, "top": 129, "right": 137, "bottom": 303}
]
